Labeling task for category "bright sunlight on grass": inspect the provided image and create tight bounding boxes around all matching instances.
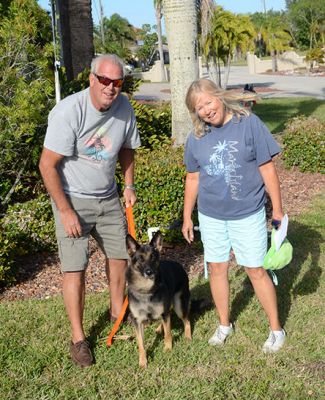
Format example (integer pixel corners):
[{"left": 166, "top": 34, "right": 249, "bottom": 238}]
[{"left": 0, "top": 193, "right": 324, "bottom": 399}]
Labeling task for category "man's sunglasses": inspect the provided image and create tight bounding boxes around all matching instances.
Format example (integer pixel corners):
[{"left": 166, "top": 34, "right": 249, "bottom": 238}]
[{"left": 94, "top": 74, "right": 124, "bottom": 88}]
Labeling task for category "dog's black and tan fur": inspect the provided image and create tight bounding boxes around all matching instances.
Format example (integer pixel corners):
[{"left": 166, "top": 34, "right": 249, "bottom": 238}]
[{"left": 126, "top": 231, "right": 192, "bottom": 368}]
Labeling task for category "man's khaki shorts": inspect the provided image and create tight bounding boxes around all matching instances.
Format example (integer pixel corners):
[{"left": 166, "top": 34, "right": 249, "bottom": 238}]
[{"left": 52, "top": 193, "right": 128, "bottom": 272}]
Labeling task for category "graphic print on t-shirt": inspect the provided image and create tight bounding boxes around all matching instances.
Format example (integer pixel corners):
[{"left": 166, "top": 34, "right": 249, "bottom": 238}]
[
  {"left": 204, "top": 140, "right": 243, "bottom": 200},
  {"left": 82, "top": 126, "right": 112, "bottom": 163}
]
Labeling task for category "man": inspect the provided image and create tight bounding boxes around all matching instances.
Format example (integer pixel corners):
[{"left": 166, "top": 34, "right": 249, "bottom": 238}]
[{"left": 39, "top": 54, "right": 141, "bottom": 367}]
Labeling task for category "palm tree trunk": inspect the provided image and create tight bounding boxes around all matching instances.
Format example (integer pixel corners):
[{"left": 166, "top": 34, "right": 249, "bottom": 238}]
[
  {"left": 223, "top": 53, "right": 232, "bottom": 89},
  {"left": 56, "top": 0, "right": 94, "bottom": 81},
  {"left": 208, "top": 58, "right": 218, "bottom": 85},
  {"left": 271, "top": 49, "right": 277, "bottom": 72},
  {"left": 163, "top": 0, "right": 199, "bottom": 145}
]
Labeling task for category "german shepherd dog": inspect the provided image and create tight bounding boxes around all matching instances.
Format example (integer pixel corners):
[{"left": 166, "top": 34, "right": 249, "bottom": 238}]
[{"left": 126, "top": 231, "right": 192, "bottom": 368}]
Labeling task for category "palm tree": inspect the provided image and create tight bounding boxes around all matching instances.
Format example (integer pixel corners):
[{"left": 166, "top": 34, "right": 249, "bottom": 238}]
[
  {"left": 94, "top": 13, "right": 136, "bottom": 60},
  {"left": 222, "top": 14, "right": 255, "bottom": 87},
  {"left": 163, "top": 0, "right": 199, "bottom": 145},
  {"left": 153, "top": 0, "right": 167, "bottom": 81},
  {"left": 202, "top": 7, "right": 255, "bottom": 88},
  {"left": 261, "top": 13, "right": 292, "bottom": 72},
  {"left": 56, "top": 0, "right": 94, "bottom": 81}
]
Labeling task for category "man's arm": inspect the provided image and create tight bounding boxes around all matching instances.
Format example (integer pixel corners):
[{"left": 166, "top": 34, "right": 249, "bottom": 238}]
[
  {"left": 118, "top": 147, "right": 136, "bottom": 208},
  {"left": 182, "top": 172, "right": 199, "bottom": 243},
  {"left": 259, "top": 159, "right": 284, "bottom": 222},
  {"left": 39, "top": 148, "right": 81, "bottom": 237}
]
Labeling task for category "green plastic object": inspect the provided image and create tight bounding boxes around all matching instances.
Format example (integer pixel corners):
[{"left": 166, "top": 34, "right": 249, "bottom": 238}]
[{"left": 263, "top": 229, "right": 293, "bottom": 271}]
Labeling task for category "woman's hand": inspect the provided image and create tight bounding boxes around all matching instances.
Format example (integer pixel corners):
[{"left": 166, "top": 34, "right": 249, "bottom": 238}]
[{"left": 182, "top": 219, "right": 194, "bottom": 244}]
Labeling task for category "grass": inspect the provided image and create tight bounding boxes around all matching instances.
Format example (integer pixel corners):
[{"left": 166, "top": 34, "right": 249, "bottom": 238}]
[
  {"left": 254, "top": 97, "right": 325, "bottom": 134},
  {"left": 1, "top": 193, "right": 324, "bottom": 399}
]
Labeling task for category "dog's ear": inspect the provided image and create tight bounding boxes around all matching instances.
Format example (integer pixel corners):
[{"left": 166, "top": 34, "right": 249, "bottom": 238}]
[
  {"left": 150, "top": 230, "right": 163, "bottom": 252},
  {"left": 126, "top": 234, "right": 139, "bottom": 255}
]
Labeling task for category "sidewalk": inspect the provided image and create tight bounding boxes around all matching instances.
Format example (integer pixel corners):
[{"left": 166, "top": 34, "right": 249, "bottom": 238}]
[{"left": 133, "top": 66, "right": 325, "bottom": 101}]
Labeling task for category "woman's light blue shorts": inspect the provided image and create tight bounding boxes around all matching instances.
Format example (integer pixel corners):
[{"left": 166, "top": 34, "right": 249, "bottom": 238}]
[{"left": 198, "top": 207, "right": 267, "bottom": 268}]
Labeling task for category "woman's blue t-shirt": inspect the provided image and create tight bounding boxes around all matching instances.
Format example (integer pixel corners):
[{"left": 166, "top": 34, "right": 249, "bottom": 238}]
[{"left": 184, "top": 113, "right": 281, "bottom": 220}]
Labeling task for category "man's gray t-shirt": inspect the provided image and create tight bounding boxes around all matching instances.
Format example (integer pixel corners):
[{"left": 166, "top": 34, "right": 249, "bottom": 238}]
[
  {"left": 184, "top": 114, "right": 281, "bottom": 220},
  {"left": 44, "top": 88, "right": 141, "bottom": 198}
]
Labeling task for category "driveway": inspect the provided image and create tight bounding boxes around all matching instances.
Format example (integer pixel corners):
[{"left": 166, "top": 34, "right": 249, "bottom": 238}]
[{"left": 133, "top": 66, "right": 325, "bottom": 101}]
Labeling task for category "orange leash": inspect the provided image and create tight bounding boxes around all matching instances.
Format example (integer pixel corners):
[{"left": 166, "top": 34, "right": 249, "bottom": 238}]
[
  {"left": 125, "top": 205, "right": 136, "bottom": 238},
  {"left": 106, "top": 206, "right": 135, "bottom": 347}
]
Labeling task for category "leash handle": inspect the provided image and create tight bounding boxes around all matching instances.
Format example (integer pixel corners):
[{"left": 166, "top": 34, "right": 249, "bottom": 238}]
[
  {"left": 126, "top": 205, "right": 136, "bottom": 239},
  {"left": 106, "top": 206, "right": 135, "bottom": 347}
]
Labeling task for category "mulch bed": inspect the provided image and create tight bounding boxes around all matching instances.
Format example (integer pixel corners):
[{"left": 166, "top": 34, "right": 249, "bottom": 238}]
[{"left": 0, "top": 157, "right": 324, "bottom": 302}]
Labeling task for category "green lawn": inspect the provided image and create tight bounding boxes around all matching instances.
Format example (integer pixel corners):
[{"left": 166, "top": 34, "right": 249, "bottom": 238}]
[
  {"left": 0, "top": 193, "right": 324, "bottom": 399},
  {"left": 254, "top": 97, "right": 325, "bottom": 134}
]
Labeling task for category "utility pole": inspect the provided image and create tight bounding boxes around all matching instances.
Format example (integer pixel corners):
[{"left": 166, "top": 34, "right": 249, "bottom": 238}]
[
  {"left": 98, "top": 0, "right": 105, "bottom": 47},
  {"left": 50, "top": 0, "right": 61, "bottom": 103},
  {"left": 262, "top": 0, "right": 267, "bottom": 15}
]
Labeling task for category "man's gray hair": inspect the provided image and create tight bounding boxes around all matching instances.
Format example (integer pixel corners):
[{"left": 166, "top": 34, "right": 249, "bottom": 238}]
[{"left": 90, "top": 54, "right": 125, "bottom": 77}]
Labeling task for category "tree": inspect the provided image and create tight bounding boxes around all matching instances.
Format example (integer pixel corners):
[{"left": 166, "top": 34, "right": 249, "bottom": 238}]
[
  {"left": 287, "top": 0, "right": 325, "bottom": 49},
  {"left": 163, "top": 0, "right": 199, "bottom": 145},
  {"left": 250, "top": 12, "right": 268, "bottom": 57},
  {"left": 260, "top": 12, "right": 292, "bottom": 72},
  {"left": 94, "top": 13, "right": 136, "bottom": 61},
  {"left": 136, "top": 25, "right": 158, "bottom": 66},
  {"left": 154, "top": 0, "right": 167, "bottom": 81},
  {"left": 202, "top": 7, "right": 255, "bottom": 87},
  {"left": 56, "top": 0, "right": 94, "bottom": 81},
  {"left": 197, "top": 0, "right": 215, "bottom": 42}
]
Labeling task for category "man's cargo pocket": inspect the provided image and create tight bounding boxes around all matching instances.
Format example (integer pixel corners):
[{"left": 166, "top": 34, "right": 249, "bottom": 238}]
[{"left": 58, "top": 237, "right": 89, "bottom": 271}]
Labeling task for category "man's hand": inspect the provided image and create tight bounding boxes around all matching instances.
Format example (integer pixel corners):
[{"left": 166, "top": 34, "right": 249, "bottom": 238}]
[
  {"left": 59, "top": 208, "right": 82, "bottom": 238},
  {"left": 123, "top": 188, "right": 137, "bottom": 208}
]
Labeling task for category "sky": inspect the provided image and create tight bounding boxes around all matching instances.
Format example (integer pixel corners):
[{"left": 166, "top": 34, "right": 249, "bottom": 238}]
[{"left": 38, "top": 0, "right": 287, "bottom": 29}]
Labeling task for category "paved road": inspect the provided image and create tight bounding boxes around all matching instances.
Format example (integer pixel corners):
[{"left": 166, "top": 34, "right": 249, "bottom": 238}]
[{"left": 134, "top": 66, "right": 325, "bottom": 101}]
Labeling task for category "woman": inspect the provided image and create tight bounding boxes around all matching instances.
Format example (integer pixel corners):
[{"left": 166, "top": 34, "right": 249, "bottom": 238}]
[{"left": 182, "top": 78, "right": 285, "bottom": 353}]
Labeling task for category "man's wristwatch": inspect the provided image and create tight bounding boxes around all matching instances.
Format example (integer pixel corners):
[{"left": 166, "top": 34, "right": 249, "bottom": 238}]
[{"left": 125, "top": 184, "right": 136, "bottom": 191}]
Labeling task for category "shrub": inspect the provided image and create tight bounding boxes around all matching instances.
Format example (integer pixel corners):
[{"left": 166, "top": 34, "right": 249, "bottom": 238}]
[
  {"left": 131, "top": 143, "right": 186, "bottom": 242},
  {"left": 0, "top": 193, "right": 55, "bottom": 286},
  {"left": 282, "top": 116, "right": 325, "bottom": 173},
  {"left": 0, "top": 229, "right": 16, "bottom": 287},
  {"left": 2, "top": 193, "right": 56, "bottom": 255},
  {"left": 131, "top": 100, "right": 171, "bottom": 148}
]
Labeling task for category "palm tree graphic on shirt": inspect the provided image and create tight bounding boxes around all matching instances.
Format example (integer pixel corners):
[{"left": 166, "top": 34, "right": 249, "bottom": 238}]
[
  {"left": 204, "top": 140, "right": 243, "bottom": 200},
  {"left": 83, "top": 126, "right": 112, "bottom": 162}
]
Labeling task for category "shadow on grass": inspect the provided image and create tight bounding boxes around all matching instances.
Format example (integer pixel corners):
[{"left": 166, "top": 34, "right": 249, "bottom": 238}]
[
  {"left": 276, "top": 220, "right": 322, "bottom": 327},
  {"left": 229, "top": 220, "right": 322, "bottom": 328}
]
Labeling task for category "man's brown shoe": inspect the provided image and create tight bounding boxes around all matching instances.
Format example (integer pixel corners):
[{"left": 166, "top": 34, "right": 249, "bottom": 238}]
[{"left": 69, "top": 340, "right": 93, "bottom": 367}]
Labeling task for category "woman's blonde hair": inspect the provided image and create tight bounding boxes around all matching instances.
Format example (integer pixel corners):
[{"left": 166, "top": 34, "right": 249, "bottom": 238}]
[{"left": 185, "top": 78, "right": 257, "bottom": 138}]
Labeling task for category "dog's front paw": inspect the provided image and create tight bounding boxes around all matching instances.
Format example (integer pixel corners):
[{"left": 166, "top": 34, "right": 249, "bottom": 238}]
[
  {"left": 139, "top": 356, "right": 147, "bottom": 368},
  {"left": 155, "top": 323, "right": 163, "bottom": 334},
  {"left": 164, "top": 340, "right": 172, "bottom": 351}
]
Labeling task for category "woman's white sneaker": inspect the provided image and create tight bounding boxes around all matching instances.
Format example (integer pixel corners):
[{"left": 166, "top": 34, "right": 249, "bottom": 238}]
[
  {"left": 208, "top": 323, "right": 233, "bottom": 346},
  {"left": 262, "top": 329, "right": 286, "bottom": 353}
]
